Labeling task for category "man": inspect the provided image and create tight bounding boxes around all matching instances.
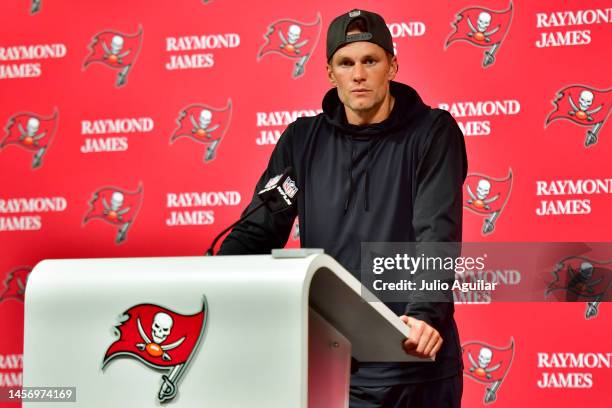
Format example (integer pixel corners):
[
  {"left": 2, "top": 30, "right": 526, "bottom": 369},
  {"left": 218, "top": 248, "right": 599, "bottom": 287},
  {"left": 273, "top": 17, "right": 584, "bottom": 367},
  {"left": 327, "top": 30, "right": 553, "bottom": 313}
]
[{"left": 219, "top": 9, "right": 467, "bottom": 408}]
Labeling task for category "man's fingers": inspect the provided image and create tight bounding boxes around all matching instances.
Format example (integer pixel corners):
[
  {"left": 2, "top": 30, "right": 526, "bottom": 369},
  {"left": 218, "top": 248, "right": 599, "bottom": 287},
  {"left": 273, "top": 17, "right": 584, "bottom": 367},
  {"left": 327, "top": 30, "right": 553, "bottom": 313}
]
[
  {"left": 416, "top": 327, "right": 433, "bottom": 354},
  {"left": 402, "top": 337, "right": 418, "bottom": 352},
  {"left": 400, "top": 316, "right": 443, "bottom": 358},
  {"left": 399, "top": 315, "right": 413, "bottom": 351},
  {"left": 408, "top": 318, "right": 425, "bottom": 343},
  {"left": 402, "top": 317, "right": 426, "bottom": 354},
  {"left": 423, "top": 332, "right": 441, "bottom": 357},
  {"left": 431, "top": 338, "right": 443, "bottom": 357},
  {"left": 403, "top": 342, "right": 420, "bottom": 356}
]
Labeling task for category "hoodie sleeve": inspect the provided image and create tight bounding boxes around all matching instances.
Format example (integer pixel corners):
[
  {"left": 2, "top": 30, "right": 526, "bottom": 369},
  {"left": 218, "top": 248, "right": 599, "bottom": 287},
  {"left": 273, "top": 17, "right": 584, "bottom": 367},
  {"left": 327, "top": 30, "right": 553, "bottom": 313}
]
[
  {"left": 405, "top": 111, "right": 467, "bottom": 327},
  {"left": 217, "top": 124, "right": 298, "bottom": 255}
]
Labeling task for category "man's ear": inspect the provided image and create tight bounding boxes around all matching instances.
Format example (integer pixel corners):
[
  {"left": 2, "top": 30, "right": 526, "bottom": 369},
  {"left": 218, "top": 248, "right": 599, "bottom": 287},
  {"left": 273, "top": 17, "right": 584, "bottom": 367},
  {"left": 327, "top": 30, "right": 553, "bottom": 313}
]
[
  {"left": 388, "top": 55, "right": 398, "bottom": 81},
  {"left": 327, "top": 63, "right": 337, "bottom": 86}
]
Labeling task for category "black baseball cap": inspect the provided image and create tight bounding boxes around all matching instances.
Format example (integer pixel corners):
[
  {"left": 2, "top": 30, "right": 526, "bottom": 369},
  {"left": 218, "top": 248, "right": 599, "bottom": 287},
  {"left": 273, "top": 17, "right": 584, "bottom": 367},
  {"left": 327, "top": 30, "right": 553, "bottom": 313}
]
[{"left": 326, "top": 9, "right": 394, "bottom": 61}]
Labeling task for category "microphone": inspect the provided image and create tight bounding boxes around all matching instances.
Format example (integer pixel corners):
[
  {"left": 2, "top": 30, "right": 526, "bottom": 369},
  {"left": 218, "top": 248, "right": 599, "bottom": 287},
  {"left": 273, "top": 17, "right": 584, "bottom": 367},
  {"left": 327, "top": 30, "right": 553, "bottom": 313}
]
[
  {"left": 205, "top": 167, "right": 298, "bottom": 255},
  {"left": 257, "top": 167, "right": 299, "bottom": 213}
]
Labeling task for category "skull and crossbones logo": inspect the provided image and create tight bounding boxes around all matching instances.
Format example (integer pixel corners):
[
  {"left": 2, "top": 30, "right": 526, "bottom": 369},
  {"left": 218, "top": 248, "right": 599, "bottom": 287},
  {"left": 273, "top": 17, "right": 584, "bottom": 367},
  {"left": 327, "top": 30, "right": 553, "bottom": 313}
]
[
  {"left": 102, "top": 35, "right": 131, "bottom": 64},
  {"left": 190, "top": 109, "right": 220, "bottom": 139},
  {"left": 278, "top": 24, "right": 309, "bottom": 54},
  {"left": 468, "top": 347, "right": 501, "bottom": 379},
  {"left": 17, "top": 117, "right": 46, "bottom": 147},
  {"left": 566, "top": 262, "right": 602, "bottom": 294},
  {"left": 466, "top": 179, "right": 499, "bottom": 210},
  {"left": 102, "top": 192, "right": 131, "bottom": 222},
  {"left": 568, "top": 90, "right": 603, "bottom": 122},
  {"left": 466, "top": 12, "right": 500, "bottom": 43},
  {"left": 136, "top": 312, "right": 185, "bottom": 361}
]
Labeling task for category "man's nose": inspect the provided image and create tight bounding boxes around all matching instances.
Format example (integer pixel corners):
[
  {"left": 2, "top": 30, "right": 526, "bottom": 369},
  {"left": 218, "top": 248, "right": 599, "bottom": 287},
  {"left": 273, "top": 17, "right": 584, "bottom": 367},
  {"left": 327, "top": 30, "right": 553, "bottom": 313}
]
[{"left": 352, "top": 63, "right": 366, "bottom": 82}]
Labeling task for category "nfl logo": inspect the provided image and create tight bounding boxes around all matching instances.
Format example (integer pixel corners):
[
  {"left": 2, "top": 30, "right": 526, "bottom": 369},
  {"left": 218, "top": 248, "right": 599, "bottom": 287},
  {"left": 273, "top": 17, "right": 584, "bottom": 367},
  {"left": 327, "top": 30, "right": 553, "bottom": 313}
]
[{"left": 282, "top": 177, "right": 299, "bottom": 198}]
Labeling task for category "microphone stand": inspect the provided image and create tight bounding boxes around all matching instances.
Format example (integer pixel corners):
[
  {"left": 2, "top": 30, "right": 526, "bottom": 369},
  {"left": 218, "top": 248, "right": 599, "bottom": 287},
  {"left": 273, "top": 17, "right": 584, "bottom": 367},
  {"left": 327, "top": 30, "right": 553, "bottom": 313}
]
[{"left": 205, "top": 201, "right": 266, "bottom": 256}]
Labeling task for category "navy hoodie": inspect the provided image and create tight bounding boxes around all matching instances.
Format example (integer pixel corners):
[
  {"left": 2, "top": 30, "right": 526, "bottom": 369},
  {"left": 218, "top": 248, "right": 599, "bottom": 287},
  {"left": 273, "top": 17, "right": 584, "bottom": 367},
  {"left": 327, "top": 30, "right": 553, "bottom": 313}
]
[{"left": 219, "top": 81, "right": 467, "bottom": 385}]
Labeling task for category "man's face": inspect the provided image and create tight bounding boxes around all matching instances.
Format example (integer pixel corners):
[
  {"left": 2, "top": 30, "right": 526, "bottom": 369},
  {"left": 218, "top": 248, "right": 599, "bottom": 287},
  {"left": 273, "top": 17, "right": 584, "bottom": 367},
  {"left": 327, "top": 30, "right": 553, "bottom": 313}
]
[{"left": 327, "top": 40, "right": 397, "bottom": 118}]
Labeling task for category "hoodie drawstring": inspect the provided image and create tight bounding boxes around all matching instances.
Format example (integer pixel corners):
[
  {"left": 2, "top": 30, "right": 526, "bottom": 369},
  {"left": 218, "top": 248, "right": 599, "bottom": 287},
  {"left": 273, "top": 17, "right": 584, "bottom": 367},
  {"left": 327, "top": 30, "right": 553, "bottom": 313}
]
[
  {"left": 344, "top": 135, "right": 355, "bottom": 212},
  {"left": 364, "top": 142, "right": 371, "bottom": 211},
  {"left": 344, "top": 135, "right": 374, "bottom": 213}
]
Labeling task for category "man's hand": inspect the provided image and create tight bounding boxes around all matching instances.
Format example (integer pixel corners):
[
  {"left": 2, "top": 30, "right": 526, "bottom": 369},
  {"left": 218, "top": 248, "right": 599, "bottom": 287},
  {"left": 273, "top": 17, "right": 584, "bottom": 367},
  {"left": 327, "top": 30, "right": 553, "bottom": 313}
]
[{"left": 400, "top": 315, "right": 443, "bottom": 359}]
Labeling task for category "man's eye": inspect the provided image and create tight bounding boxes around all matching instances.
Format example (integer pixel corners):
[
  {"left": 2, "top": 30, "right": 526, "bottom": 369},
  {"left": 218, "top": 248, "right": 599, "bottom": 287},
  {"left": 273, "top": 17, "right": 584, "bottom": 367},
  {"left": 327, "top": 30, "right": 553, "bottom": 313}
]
[
  {"left": 339, "top": 61, "right": 352, "bottom": 67},
  {"left": 365, "top": 59, "right": 376, "bottom": 65}
]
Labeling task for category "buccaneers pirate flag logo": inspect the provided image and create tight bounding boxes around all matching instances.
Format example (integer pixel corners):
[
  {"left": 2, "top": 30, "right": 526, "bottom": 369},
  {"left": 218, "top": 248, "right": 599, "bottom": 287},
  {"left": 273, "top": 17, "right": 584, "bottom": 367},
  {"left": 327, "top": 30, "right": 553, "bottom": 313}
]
[
  {"left": 463, "top": 169, "right": 512, "bottom": 236},
  {"left": 545, "top": 85, "right": 612, "bottom": 148},
  {"left": 463, "top": 339, "right": 514, "bottom": 404},
  {"left": 257, "top": 13, "right": 322, "bottom": 78},
  {"left": 170, "top": 100, "right": 232, "bottom": 163},
  {"left": 1, "top": 109, "right": 58, "bottom": 169},
  {"left": 0, "top": 267, "right": 31, "bottom": 303},
  {"left": 103, "top": 299, "right": 207, "bottom": 403},
  {"left": 83, "top": 184, "right": 143, "bottom": 244},
  {"left": 83, "top": 26, "right": 143, "bottom": 87},
  {"left": 445, "top": 2, "right": 513, "bottom": 68},
  {"left": 546, "top": 256, "right": 611, "bottom": 319}
]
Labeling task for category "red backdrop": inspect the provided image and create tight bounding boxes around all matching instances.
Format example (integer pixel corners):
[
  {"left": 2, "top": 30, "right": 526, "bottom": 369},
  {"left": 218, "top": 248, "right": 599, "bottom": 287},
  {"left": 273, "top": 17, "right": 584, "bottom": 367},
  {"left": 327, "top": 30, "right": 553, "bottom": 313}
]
[{"left": 1, "top": 1, "right": 611, "bottom": 406}]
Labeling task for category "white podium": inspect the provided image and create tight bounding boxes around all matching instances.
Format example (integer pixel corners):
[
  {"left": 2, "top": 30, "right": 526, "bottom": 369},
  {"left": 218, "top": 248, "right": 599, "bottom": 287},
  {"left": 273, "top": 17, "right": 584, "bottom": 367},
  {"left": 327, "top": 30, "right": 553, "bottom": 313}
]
[{"left": 23, "top": 252, "right": 423, "bottom": 407}]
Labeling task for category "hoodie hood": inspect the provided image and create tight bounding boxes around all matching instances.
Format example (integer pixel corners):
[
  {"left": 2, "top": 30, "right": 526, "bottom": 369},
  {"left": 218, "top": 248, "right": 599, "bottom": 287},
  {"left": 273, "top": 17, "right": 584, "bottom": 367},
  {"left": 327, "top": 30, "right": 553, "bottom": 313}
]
[{"left": 322, "top": 81, "right": 429, "bottom": 136}]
